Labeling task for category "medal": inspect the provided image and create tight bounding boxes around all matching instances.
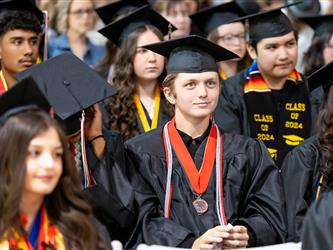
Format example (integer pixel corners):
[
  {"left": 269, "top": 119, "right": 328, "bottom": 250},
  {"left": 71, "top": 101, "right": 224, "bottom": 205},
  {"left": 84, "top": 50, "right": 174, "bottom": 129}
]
[{"left": 193, "top": 198, "right": 209, "bottom": 215}]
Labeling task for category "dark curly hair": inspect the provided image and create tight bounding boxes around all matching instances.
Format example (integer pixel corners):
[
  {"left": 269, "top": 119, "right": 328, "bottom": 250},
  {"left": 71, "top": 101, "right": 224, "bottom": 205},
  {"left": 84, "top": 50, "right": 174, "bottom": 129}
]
[
  {"left": 106, "top": 25, "right": 171, "bottom": 140},
  {"left": 0, "top": 9, "right": 41, "bottom": 37},
  {"left": 0, "top": 110, "right": 106, "bottom": 250},
  {"left": 317, "top": 85, "right": 333, "bottom": 189},
  {"left": 303, "top": 32, "right": 333, "bottom": 76}
]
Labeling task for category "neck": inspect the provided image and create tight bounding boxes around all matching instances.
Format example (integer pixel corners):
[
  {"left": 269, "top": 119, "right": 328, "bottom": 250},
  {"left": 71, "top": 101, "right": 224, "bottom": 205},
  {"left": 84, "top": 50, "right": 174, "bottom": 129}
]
[
  {"left": 136, "top": 79, "right": 158, "bottom": 99},
  {"left": 219, "top": 60, "right": 238, "bottom": 78},
  {"left": 67, "top": 29, "right": 86, "bottom": 43},
  {"left": 175, "top": 113, "right": 210, "bottom": 139},
  {"left": 261, "top": 73, "right": 287, "bottom": 90},
  {"left": 1, "top": 68, "right": 17, "bottom": 88},
  {"left": 20, "top": 193, "right": 44, "bottom": 233}
]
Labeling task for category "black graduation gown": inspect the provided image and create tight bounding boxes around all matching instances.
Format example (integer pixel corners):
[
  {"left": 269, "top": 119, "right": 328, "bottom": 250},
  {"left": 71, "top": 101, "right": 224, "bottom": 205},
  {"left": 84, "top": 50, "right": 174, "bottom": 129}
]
[
  {"left": 124, "top": 127, "right": 286, "bottom": 249},
  {"left": 83, "top": 129, "right": 136, "bottom": 244},
  {"left": 280, "top": 135, "right": 328, "bottom": 242},
  {"left": 301, "top": 191, "right": 333, "bottom": 250},
  {"left": 214, "top": 69, "right": 321, "bottom": 137}
]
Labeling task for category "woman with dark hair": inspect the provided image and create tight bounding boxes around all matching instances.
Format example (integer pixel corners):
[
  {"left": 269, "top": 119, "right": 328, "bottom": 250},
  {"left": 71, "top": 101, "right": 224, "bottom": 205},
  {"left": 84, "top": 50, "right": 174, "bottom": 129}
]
[
  {"left": 301, "top": 14, "right": 333, "bottom": 76},
  {"left": 94, "top": 0, "right": 148, "bottom": 83},
  {"left": 0, "top": 109, "right": 109, "bottom": 249},
  {"left": 98, "top": 6, "right": 173, "bottom": 140},
  {"left": 281, "top": 60, "right": 333, "bottom": 242}
]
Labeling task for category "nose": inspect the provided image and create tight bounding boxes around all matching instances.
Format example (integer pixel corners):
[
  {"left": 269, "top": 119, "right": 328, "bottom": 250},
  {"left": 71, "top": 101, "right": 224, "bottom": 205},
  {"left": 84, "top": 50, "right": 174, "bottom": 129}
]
[
  {"left": 148, "top": 51, "right": 157, "bottom": 62},
  {"left": 23, "top": 41, "right": 33, "bottom": 56},
  {"left": 41, "top": 152, "right": 56, "bottom": 170},
  {"left": 198, "top": 83, "right": 208, "bottom": 98},
  {"left": 278, "top": 46, "right": 288, "bottom": 60}
]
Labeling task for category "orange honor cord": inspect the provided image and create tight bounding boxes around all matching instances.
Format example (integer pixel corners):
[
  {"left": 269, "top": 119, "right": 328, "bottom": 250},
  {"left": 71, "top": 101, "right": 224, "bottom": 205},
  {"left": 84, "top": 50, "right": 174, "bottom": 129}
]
[{"left": 163, "top": 117, "right": 227, "bottom": 224}]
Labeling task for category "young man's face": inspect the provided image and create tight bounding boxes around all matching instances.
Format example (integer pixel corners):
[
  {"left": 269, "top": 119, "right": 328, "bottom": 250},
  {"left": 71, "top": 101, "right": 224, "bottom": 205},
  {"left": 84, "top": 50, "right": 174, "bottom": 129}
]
[
  {"left": 247, "top": 31, "right": 298, "bottom": 83},
  {"left": 0, "top": 29, "right": 40, "bottom": 75},
  {"left": 164, "top": 71, "right": 220, "bottom": 121}
]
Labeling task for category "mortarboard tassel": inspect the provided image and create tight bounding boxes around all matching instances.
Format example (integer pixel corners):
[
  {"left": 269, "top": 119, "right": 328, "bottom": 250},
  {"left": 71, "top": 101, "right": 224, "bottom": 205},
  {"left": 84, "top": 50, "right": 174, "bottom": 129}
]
[{"left": 80, "top": 111, "right": 96, "bottom": 188}]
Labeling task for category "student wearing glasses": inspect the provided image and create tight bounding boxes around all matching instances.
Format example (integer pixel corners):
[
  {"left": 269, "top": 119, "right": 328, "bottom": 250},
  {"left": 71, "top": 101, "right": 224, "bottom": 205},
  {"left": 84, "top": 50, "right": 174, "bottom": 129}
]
[
  {"left": 48, "top": 0, "right": 105, "bottom": 66},
  {"left": 190, "top": 2, "right": 249, "bottom": 80}
]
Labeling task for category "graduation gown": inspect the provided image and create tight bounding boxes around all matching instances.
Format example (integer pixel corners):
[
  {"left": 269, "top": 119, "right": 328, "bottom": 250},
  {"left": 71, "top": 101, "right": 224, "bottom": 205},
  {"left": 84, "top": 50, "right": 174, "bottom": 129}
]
[
  {"left": 83, "top": 129, "right": 136, "bottom": 244},
  {"left": 124, "top": 127, "right": 286, "bottom": 249},
  {"left": 214, "top": 69, "right": 321, "bottom": 137},
  {"left": 301, "top": 191, "right": 333, "bottom": 250},
  {"left": 280, "top": 135, "right": 328, "bottom": 242}
]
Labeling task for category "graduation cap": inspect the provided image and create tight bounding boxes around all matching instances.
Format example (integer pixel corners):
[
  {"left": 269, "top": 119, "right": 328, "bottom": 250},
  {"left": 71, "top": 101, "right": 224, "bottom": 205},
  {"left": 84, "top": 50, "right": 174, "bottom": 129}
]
[
  {"left": 98, "top": 5, "right": 176, "bottom": 46},
  {"left": 16, "top": 52, "right": 116, "bottom": 134},
  {"left": 190, "top": 2, "right": 246, "bottom": 36},
  {"left": 0, "top": 0, "right": 44, "bottom": 23},
  {"left": 299, "top": 14, "right": 333, "bottom": 38},
  {"left": 307, "top": 59, "right": 333, "bottom": 92},
  {"left": 0, "top": 76, "right": 50, "bottom": 125},
  {"left": 142, "top": 35, "right": 239, "bottom": 74},
  {"left": 232, "top": 2, "right": 300, "bottom": 41},
  {"left": 96, "top": 0, "right": 148, "bottom": 25},
  {"left": 16, "top": 52, "right": 117, "bottom": 189}
]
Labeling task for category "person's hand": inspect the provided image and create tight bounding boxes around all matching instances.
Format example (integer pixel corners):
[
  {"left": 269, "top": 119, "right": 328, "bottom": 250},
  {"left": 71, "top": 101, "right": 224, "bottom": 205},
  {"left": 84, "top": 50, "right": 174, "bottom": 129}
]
[
  {"left": 192, "top": 225, "right": 231, "bottom": 249},
  {"left": 222, "top": 225, "right": 249, "bottom": 249},
  {"left": 85, "top": 104, "right": 103, "bottom": 140}
]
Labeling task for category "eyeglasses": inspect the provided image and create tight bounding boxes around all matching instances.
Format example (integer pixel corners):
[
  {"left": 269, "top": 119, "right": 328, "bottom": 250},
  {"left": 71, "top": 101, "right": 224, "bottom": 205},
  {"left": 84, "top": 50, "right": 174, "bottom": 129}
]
[
  {"left": 70, "top": 8, "right": 95, "bottom": 17},
  {"left": 218, "top": 33, "right": 246, "bottom": 45}
]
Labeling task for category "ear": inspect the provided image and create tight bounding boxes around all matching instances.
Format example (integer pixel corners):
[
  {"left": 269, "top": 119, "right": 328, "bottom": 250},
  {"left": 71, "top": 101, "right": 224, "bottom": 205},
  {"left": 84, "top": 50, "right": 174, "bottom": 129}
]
[
  {"left": 163, "top": 87, "right": 176, "bottom": 105},
  {"left": 247, "top": 43, "right": 257, "bottom": 60}
]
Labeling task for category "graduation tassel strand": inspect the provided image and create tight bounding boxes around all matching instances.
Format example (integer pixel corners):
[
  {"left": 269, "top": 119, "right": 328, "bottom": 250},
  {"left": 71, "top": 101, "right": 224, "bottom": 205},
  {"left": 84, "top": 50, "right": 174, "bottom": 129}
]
[{"left": 80, "top": 111, "right": 96, "bottom": 188}]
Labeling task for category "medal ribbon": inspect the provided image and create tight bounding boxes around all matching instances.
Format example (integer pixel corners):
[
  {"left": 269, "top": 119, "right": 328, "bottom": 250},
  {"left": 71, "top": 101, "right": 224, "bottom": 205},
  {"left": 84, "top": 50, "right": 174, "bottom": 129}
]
[
  {"left": 163, "top": 117, "right": 227, "bottom": 224},
  {"left": 0, "top": 71, "right": 8, "bottom": 94},
  {"left": 134, "top": 87, "right": 160, "bottom": 132}
]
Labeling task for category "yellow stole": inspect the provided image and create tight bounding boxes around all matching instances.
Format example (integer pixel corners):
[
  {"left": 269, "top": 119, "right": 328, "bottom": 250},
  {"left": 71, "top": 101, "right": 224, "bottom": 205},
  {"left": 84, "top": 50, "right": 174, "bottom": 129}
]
[
  {"left": 134, "top": 87, "right": 161, "bottom": 132},
  {"left": 219, "top": 69, "right": 227, "bottom": 81},
  {"left": 0, "top": 206, "right": 65, "bottom": 250}
]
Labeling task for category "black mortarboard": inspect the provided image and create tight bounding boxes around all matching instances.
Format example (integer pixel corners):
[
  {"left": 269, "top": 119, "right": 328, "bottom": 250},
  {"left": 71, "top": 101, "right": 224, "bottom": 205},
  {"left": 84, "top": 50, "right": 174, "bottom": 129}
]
[
  {"left": 299, "top": 14, "right": 333, "bottom": 38},
  {"left": 96, "top": 0, "right": 148, "bottom": 25},
  {"left": 142, "top": 35, "right": 239, "bottom": 74},
  {"left": 0, "top": 0, "right": 44, "bottom": 23},
  {"left": 98, "top": 5, "right": 176, "bottom": 46},
  {"left": 232, "top": 2, "right": 300, "bottom": 41},
  {"left": 308, "top": 60, "right": 333, "bottom": 92},
  {"left": 16, "top": 52, "right": 117, "bottom": 135},
  {"left": 190, "top": 2, "right": 246, "bottom": 36},
  {"left": 0, "top": 76, "right": 50, "bottom": 124}
]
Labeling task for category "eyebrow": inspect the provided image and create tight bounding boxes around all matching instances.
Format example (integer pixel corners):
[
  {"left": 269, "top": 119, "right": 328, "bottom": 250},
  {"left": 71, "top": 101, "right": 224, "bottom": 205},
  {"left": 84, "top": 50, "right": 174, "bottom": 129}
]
[
  {"left": 10, "top": 36, "right": 38, "bottom": 40},
  {"left": 29, "top": 144, "right": 63, "bottom": 150}
]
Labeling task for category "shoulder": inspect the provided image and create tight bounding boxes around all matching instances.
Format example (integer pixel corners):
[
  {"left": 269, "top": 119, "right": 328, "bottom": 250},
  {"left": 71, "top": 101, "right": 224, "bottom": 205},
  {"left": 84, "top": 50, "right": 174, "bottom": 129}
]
[
  {"left": 281, "top": 135, "right": 320, "bottom": 172},
  {"left": 222, "top": 132, "right": 266, "bottom": 159},
  {"left": 286, "top": 135, "right": 320, "bottom": 163},
  {"left": 48, "top": 34, "right": 70, "bottom": 57},
  {"left": 223, "top": 68, "right": 248, "bottom": 87},
  {"left": 125, "top": 127, "right": 165, "bottom": 158}
]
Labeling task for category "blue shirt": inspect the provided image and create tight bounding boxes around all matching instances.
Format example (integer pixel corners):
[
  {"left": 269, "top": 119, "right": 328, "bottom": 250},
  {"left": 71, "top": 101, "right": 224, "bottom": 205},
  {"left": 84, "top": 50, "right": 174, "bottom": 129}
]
[{"left": 48, "top": 34, "right": 105, "bottom": 67}]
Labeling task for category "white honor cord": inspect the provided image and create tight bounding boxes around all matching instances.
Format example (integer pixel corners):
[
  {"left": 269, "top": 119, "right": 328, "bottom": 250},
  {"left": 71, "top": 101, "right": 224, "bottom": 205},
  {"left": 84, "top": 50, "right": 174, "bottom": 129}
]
[
  {"left": 164, "top": 123, "right": 173, "bottom": 218},
  {"left": 215, "top": 125, "right": 225, "bottom": 225}
]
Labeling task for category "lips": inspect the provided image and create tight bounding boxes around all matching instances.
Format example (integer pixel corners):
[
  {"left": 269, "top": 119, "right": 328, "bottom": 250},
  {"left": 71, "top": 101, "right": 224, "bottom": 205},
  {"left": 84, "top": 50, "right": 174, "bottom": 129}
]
[
  {"left": 20, "top": 59, "right": 34, "bottom": 67},
  {"left": 36, "top": 175, "right": 53, "bottom": 181}
]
